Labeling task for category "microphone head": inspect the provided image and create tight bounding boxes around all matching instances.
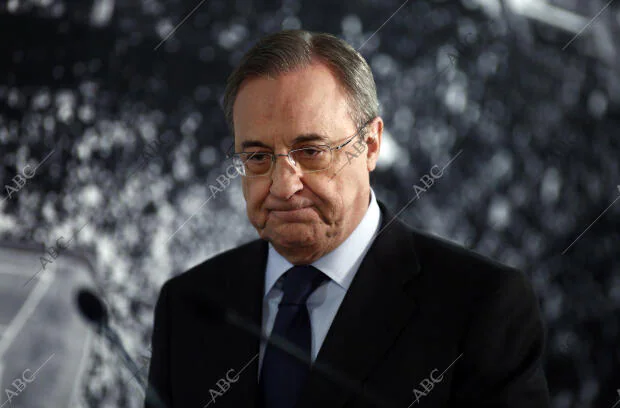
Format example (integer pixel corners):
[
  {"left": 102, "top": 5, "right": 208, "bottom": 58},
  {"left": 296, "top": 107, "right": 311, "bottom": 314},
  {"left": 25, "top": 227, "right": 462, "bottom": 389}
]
[{"left": 75, "top": 288, "right": 109, "bottom": 327}]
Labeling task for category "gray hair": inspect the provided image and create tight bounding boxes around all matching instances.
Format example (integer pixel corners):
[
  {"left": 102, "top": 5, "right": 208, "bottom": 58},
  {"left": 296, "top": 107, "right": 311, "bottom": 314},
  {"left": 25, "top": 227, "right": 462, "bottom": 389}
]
[{"left": 223, "top": 29, "right": 379, "bottom": 138}]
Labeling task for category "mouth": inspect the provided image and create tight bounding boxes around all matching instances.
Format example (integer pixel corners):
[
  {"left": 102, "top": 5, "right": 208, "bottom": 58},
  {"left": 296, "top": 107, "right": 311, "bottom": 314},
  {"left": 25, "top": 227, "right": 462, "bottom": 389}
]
[{"left": 269, "top": 206, "right": 315, "bottom": 221}]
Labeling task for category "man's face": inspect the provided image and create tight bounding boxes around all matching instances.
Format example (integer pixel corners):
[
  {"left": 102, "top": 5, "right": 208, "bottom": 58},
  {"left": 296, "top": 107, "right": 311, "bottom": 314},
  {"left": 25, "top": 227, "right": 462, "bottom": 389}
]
[{"left": 232, "top": 62, "right": 382, "bottom": 264}]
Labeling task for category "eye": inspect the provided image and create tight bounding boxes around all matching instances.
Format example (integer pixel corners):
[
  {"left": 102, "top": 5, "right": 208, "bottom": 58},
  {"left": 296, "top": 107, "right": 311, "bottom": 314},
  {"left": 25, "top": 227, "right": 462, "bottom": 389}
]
[
  {"left": 245, "top": 152, "right": 271, "bottom": 162},
  {"left": 303, "top": 148, "right": 321, "bottom": 156},
  {"left": 298, "top": 147, "right": 326, "bottom": 158}
]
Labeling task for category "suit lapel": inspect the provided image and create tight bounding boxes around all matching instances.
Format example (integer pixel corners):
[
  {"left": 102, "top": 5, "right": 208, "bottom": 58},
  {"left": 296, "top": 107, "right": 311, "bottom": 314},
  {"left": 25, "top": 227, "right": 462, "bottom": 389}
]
[
  {"left": 197, "top": 238, "right": 268, "bottom": 408},
  {"left": 199, "top": 201, "right": 423, "bottom": 408},
  {"left": 296, "top": 201, "right": 422, "bottom": 408}
]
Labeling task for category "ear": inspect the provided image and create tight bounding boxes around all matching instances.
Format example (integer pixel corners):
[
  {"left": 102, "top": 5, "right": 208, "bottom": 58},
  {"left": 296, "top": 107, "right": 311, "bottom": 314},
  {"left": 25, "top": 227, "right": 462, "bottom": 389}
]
[{"left": 365, "top": 117, "right": 383, "bottom": 172}]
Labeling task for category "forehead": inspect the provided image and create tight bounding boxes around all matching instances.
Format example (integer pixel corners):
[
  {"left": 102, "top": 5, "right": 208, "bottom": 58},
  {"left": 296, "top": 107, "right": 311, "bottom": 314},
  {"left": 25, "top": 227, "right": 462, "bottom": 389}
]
[{"left": 232, "top": 62, "right": 354, "bottom": 146}]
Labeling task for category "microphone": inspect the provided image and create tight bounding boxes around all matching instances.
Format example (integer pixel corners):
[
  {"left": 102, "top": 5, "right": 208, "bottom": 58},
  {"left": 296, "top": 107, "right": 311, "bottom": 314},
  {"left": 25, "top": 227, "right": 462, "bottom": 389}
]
[
  {"left": 75, "top": 288, "right": 168, "bottom": 408},
  {"left": 195, "top": 294, "right": 396, "bottom": 408}
]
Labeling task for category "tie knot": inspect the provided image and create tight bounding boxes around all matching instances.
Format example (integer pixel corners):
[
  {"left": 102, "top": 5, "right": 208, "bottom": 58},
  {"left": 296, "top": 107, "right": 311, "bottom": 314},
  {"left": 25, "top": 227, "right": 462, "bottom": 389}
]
[{"left": 280, "top": 265, "right": 327, "bottom": 306}]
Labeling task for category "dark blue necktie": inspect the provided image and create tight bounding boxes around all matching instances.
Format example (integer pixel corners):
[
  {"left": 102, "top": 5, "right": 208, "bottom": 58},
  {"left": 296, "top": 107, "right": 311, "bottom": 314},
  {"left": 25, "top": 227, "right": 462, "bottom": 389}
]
[{"left": 259, "top": 265, "right": 328, "bottom": 408}]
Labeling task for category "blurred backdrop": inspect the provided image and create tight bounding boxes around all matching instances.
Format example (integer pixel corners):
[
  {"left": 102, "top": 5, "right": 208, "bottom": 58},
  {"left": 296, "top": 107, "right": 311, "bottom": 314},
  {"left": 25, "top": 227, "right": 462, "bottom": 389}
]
[{"left": 1, "top": 0, "right": 619, "bottom": 407}]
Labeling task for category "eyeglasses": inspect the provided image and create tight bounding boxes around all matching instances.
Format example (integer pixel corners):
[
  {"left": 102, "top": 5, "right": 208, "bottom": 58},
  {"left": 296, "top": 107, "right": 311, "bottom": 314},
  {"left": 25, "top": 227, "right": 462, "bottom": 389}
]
[{"left": 227, "top": 118, "right": 374, "bottom": 178}]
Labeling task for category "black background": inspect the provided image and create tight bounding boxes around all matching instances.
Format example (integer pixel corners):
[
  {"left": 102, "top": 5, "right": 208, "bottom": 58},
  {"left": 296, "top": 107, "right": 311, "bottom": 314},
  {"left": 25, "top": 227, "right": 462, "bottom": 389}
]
[{"left": 1, "top": 0, "right": 619, "bottom": 407}]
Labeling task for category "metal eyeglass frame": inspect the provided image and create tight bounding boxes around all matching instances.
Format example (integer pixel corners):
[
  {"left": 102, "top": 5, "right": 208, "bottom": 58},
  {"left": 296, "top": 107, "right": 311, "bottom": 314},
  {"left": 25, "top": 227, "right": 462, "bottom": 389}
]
[{"left": 226, "top": 117, "right": 375, "bottom": 178}]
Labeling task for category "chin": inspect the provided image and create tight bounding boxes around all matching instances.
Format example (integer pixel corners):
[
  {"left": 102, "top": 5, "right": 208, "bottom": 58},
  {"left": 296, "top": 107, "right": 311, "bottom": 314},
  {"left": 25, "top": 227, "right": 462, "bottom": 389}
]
[{"left": 265, "top": 224, "right": 319, "bottom": 249}]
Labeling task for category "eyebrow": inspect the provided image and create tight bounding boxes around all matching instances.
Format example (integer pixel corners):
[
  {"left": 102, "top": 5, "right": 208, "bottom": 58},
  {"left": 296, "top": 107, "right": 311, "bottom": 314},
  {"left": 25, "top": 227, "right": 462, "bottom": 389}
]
[
  {"left": 291, "top": 133, "right": 331, "bottom": 144},
  {"left": 240, "top": 140, "right": 271, "bottom": 150},
  {"left": 240, "top": 133, "right": 331, "bottom": 151}
]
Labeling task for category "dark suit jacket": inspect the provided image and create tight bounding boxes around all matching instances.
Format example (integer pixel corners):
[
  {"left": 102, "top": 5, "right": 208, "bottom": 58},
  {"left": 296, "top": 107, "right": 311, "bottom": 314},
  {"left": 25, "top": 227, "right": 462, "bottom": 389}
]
[{"left": 146, "top": 201, "right": 550, "bottom": 408}]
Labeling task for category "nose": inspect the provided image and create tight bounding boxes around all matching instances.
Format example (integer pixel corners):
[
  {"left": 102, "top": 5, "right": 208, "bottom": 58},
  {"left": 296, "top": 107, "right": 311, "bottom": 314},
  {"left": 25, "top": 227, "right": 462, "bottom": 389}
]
[{"left": 269, "top": 154, "right": 303, "bottom": 199}]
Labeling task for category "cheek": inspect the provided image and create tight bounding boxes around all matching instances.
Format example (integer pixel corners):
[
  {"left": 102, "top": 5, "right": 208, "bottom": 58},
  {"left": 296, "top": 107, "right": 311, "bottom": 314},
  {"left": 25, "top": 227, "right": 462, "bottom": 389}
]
[
  {"left": 305, "top": 178, "right": 345, "bottom": 218},
  {"left": 331, "top": 166, "right": 366, "bottom": 207},
  {"left": 244, "top": 180, "right": 269, "bottom": 211}
]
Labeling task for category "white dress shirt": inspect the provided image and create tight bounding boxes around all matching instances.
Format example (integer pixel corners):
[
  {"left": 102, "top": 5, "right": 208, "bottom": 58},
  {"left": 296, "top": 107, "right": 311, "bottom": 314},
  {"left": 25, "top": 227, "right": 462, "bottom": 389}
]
[{"left": 258, "top": 188, "right": 382, "bottom": 376}]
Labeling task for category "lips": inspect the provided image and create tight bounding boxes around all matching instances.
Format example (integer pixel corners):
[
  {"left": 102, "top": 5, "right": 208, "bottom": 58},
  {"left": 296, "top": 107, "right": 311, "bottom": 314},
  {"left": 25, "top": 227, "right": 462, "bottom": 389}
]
[
  {"left": 266, "top": 201, "right": 314, "bottom": 211},
  {"left": 269, "top": 206, "right": 311, "bottom": 211},
  {"left": 269, "top": 206, "right": 314, "bottom": 221}
]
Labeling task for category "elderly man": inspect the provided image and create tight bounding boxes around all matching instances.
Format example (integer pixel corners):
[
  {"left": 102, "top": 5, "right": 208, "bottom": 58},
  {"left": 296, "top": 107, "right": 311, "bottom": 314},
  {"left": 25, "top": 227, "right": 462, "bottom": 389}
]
[{"left": 146, "top": 30, "right": 550, "bottom": 408}]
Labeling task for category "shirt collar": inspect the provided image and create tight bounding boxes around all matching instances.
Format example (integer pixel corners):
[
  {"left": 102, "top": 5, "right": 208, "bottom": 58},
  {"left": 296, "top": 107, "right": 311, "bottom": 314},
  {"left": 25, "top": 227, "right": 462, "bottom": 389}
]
[{"left": 264, "top": 188, "right": 382, "bottom": 296}]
